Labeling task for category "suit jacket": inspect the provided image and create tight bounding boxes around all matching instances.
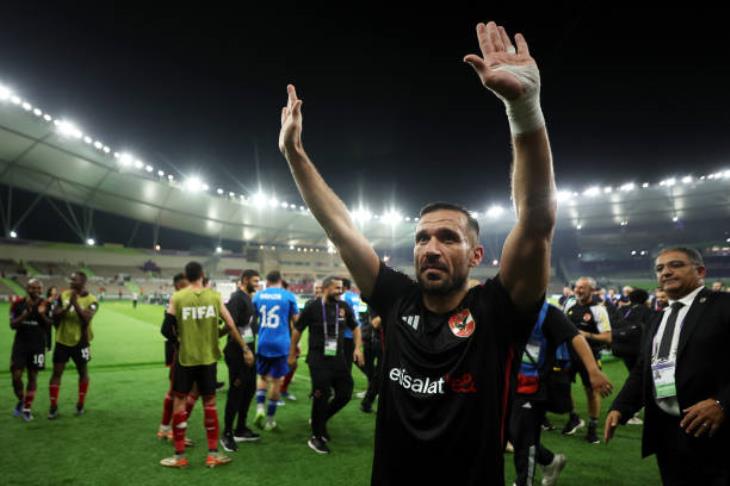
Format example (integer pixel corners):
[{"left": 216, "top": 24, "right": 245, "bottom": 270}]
[{"left": 611, "top": 287, "right": 730, "bottom": 457}]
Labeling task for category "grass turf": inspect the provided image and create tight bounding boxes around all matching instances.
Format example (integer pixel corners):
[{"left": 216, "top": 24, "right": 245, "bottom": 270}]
[{"left": 0, "top": 301, "right": 660, "bottom": 485}]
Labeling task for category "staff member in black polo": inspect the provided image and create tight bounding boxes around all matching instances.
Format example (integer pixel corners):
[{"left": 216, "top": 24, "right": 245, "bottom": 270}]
[
  {"left": 220, "top": 269, "right": 261, "bottom": 451},
  {"left": 289, "top": 276, "right": 364, "bottom": 455},
  {"left": 606, "top": 247, "right": 730, "bottom": 485}
]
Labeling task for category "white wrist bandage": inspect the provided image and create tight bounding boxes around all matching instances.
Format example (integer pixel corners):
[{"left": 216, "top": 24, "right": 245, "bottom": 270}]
[{"left": 492, "top": 63, "right": 545, "bottom": 135}]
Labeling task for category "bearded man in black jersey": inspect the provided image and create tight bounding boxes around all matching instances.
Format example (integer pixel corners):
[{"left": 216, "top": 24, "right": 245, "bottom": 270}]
[{"left": 278, "top": 21, "right": 556, "bottom": 485}]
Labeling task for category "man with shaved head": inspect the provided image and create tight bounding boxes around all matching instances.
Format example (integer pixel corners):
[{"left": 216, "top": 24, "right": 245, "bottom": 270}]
[
  {"left": 278, "top": 20, "right": 556, "bottom": 485},
  {"left": 562, "top": 276, "right": 612, "bottom": 443}
]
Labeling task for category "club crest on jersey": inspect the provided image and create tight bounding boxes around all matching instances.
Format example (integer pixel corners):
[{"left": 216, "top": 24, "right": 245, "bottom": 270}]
[{"left": 448, "top": 309, "right": 475, "bottom": 338}]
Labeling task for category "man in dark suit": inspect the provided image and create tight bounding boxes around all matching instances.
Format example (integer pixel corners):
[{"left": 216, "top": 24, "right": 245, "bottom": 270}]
[{"left": 604, "top": 247, "right": 730, "bottom": 485}]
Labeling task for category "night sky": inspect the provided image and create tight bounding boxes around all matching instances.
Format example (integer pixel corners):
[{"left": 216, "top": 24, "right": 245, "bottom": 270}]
[{"left": 2, "top": 3, "right": 729, "bottom": 248}]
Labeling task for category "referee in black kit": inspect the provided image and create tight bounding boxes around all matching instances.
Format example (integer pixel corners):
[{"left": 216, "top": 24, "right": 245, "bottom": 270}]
[{"left": 289, "top": 276, "right": 364, "bottom": 454}]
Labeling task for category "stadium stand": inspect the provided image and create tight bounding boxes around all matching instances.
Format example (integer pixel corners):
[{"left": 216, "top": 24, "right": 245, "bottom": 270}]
[{"left": 0, "top": 240, "right": 353, "bottom": 300}]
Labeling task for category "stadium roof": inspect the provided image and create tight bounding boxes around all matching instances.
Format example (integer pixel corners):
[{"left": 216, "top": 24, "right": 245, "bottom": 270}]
[{"left": 2, "top": 82, "right": 730, "bottom": 252}]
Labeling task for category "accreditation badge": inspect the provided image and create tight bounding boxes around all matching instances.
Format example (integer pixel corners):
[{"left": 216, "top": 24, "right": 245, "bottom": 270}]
[
  {"left": 652, "top": 360, "right": 677, "bottom": 399},
  {"left": 240, "top": 326, "right": 254, "bottom": 344},
  {"left": 324, "top": 338, "right": 338, "bottom": 357}
]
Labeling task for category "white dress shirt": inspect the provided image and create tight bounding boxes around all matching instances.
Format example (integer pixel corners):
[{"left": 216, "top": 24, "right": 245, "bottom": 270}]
[{"left": 651, "top": 285, "right": 704, "bottom": 416}]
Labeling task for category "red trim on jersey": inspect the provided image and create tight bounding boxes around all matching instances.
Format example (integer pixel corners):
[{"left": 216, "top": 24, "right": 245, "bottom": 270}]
[{"left": 499, "top": 345, "right": 515, "bottom": 445}]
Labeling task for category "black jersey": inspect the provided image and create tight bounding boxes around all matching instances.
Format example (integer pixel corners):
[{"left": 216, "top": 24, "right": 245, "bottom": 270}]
[
  {"left": 564, "top": 300, "right": 611, "bottom": 357},
  {"left": 225, "top": 289, "right": 257, "bottom": 352},
  {"left": 364, "top": 263, "right": 538, "bottom": 485},
  {"left": 10, "top": 298, "right": 48, "bottom": 350}
]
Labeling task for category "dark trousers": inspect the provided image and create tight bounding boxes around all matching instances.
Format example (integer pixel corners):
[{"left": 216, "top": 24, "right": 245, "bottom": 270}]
[
  {"left": 622, "top": 355, "right": 638, "bottom": 372},
  {"left": 223, "top": 345, "right": 256, "bottom": 434},
  {"left": 510, "top": 396, "right": 555, "bottom": 486},
  {"left": 344, "top": 338, "right": 355, "bottom": 374},
  {"left": 310, "top": 364, "right": 353, "bottom": 438},
  {"left": 362, "top": 340, "right": 382, "bottom": 407},
  {"left": 653, "top": 410, "right": 730, "bottom": 486}
]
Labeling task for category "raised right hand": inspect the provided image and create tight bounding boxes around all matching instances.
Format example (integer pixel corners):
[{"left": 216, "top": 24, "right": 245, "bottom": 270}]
[
  {"left": 463, "top": 21, "right": 538, "bottom": 102},
  {"left": 278, "top": 84, "right": 304, "bottom": 157}
]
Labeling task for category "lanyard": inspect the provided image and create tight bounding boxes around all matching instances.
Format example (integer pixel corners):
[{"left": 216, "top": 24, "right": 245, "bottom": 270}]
[{"left": 321, "top": 300, "right": 339, "bottom": 343}]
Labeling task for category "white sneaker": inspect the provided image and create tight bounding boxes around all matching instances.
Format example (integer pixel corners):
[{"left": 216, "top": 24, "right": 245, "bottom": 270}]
[
  {"left": 264, "top": 420, "right": 278, "bottom": 432},
  {"left": 355, "top": 391, "right": 366, "bottom": 399},
  {"left": 541, "top": 453, "right": 566, "bottom": 486},
  {"left": 627, "top": 416, "right": 643, "bottom": 425}
]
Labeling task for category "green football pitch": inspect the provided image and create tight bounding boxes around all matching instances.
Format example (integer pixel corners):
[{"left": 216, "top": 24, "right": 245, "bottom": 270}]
[{"left": 0, "top": 301, "right": 660, "bottom": 485}]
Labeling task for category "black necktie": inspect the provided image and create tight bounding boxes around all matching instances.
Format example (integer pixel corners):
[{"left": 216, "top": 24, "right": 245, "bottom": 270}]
[{"left": 657, "top": 302, "right": 685, "bottom": 360}]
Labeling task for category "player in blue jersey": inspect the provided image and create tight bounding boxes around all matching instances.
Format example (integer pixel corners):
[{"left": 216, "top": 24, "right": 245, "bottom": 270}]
[
  {"left": 341, "top": 279, "right": 363, "bottom": 373},
  {"left": 252, "top": 271, "right": 299, "bottom": 430}
]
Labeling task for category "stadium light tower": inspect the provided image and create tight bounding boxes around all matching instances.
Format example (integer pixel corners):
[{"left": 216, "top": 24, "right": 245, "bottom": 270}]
[
  {"left": 183, "top": 176, "right": 205, "bottom": 193},
  {"left": 86, "top": 238, "right": 96, "bottom": 246},
  {"left": 381, "top": 210, "right": 402, "bottom": 226},
  {"left": 9, "top": 230, "right": 17, "bottom": 238},
  {"left": 0, "top": 84, "right": 13, "bottom": 101},
  {"left": 56, "top": 119, "right": 83, "bottom": 139},
  {"left": 486, "top": 205, "right": 504, "bottom": 219}
]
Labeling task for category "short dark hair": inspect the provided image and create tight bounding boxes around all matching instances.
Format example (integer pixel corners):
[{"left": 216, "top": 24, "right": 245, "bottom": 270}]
[
  {"left": 322, "top": 275, "right": 342, "bottom": 289},
  {"left": 342, "top": 278, "right": 352, "bottom": 290},
  {"left": 629, "top": 288, "right": 649, "bottom": 305},
  {"left": 266, "top": 270, "right": 282, "bottom": 283},
  {"left": 185, "top": 261, "right": 204, "bottom": 282},
  {"left": 656, "top": 247, "right": 704, "bottom": 267},
  {"left": 73, "top": 271, "right": 88, "bottom": 282},
  {"left": 241, "top": 269, "right": 260, "bottom": 282},
  {"left": 419, "top": 202, "right": 480, "bottom": 242},
  {"left": 173, "top": 273, "right": 186, "bottom": 286}
]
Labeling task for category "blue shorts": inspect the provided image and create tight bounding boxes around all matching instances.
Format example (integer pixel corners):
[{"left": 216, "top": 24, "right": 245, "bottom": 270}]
[{"left": 256, "top": 355, "right": 289, "bottom": 379}]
